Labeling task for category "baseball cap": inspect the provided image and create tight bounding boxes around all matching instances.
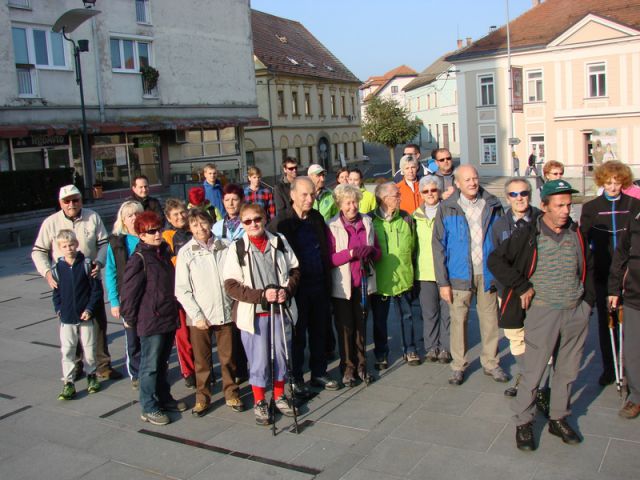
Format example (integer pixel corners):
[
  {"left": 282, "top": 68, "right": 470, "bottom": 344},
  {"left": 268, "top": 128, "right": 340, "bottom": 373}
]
[
  {"left": 307, "top": 164, "right": 326, "bottom": 176},
  {"left": 59, "top": 184, "right": 82, "bottom": 200},
  {"left": 540, "top": 179, "right": 578, "bottom": 200}
]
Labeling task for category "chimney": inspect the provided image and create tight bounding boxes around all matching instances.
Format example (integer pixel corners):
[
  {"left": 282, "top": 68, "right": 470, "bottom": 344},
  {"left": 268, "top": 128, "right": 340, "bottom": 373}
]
[
  {"left": 489, "top": 25, "right": 497, "bottom": 33},
  {"left": 457, "top": 39, "right": 463, "bottom": 49},
  {"left": 466, "top": 37, "right": 472, "bottom": 46},
  {"left": 532, "top": 0, "right": 542, "bottom": 6}
]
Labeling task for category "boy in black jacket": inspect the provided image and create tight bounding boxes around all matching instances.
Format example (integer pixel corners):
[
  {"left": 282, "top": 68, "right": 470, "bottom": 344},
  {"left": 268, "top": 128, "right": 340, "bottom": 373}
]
[{"left": 52, "top": 230, "right": 103, "bottom": 400}]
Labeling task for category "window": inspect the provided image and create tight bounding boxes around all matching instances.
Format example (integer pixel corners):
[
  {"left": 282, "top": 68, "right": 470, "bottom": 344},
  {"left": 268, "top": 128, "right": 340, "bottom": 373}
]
[
  {"left": 330, "top": 95, "right": 336, "bottom": 116},
  {"left": 434, "top": 92, "right": 438, "bottom": 108},
  {"left": 588, "top": 63, "right": 606, "bottom": 97},
  {"left": 479, "top": 74, "right": 495, "bottom": 106},
  {"left": 307, "top": 146, "right": 313, "bottom": 164},
  {"left": 417, "top": 97, "right": 420, "bottom": 111},
  {"left": 296, "top": 147, "right": 301, "bottom": 161},
  {"left": 281, "top": 149, "right": 288, "bottom": 162},
  {"left": 391, "top": 85, "right": 398, "bottom": 94},
  {"left": 136, "top": 0, "right": 151, "bottom": 24},
  {"left": 110, "top": 37, "right": 151, "bottom": 72},
  {"left": 304, "top": 92, "right": 311, "bottom": 115},
  {"left": 181, "top": 128, "right": 239, "bottom": 159},
  {"left": 341, "top": 95, "right": 346, "bottom": 116},
  {"left": 8, "top": 0, "right": 30, "bottom": 8},
  {"left": 277, "top": 90, "right": 285, "bottom": 115},
  {"left": 12, "top": 26, "right": 67, "bottom": 69},
  {"left": 526, "top": 70, "right": 543, "bottom": 102},
  {"left": 351, "top": 96, "right": 355, "bottom": 116},
  {"left": 481, "top": 136, "right": 497, "bottom": 164},
  {"left": 452, "top": 123, "right": 456, "bottom": 142},
  {"left": 291, "top": 91, "right": 299, "bottom": 115},
  {"left": 318, "top": 93, "right": 325, "bottom": 116},
  {"left": 529, "top": 135, "right": 545, "bottom": 164}
]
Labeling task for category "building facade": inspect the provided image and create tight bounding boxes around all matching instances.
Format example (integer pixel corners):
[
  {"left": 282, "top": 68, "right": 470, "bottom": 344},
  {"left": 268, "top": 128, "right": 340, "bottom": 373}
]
[
  {"left": 1, "top": 0, "right": 261, "bottom": 199},
  {"left": 246, "top": 10, "right": 362, "bottom": 180},
  {"left": 359, "top": 65, "right": 417, "bottom": 118},
  {"left": 448, "top": 0, "right": 640, "bottom": 185}
]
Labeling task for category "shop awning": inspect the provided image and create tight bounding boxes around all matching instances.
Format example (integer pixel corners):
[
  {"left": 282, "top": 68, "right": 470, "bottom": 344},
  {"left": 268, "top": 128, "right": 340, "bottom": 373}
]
[{"left": 0, "top": 116, "right": 268, "bottom": 139}]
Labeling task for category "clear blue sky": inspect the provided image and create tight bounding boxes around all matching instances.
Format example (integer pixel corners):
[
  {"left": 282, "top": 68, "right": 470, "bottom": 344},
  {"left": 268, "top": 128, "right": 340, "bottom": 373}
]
[{"left": 251, "top": 0, "right": 533, "bottom": 81}]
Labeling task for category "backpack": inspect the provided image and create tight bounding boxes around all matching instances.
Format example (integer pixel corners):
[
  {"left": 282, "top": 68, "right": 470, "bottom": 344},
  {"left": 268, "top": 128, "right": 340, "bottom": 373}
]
[
  {"left": 51, "top": 257, "right": 93, "bottom": 283},
  {"left": 234, "top": 234, "right": 286, "bottom": 267}
]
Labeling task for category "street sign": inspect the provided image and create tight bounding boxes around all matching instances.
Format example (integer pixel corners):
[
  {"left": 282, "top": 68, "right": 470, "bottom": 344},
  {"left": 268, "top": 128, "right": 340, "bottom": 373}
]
[{"left": 508, "top": 137, "right": 521, "bottom": 145}]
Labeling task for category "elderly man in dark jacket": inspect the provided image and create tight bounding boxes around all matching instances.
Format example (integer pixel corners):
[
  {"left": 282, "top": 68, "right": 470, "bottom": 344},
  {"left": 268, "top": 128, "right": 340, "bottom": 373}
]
[{"left": 488, "top": 180, "right": 595, "bottom": 452}]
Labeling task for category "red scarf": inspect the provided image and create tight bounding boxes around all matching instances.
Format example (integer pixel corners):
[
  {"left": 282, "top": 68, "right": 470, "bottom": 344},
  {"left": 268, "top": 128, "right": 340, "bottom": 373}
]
[{"left": 248, "top": 234, "right": 268, "bottom": 253}]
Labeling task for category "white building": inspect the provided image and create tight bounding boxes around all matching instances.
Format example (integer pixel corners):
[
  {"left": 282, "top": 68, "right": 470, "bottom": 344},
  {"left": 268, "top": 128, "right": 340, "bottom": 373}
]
[{"left": 359, "top": 65, "right": 417, "bottom": 118}]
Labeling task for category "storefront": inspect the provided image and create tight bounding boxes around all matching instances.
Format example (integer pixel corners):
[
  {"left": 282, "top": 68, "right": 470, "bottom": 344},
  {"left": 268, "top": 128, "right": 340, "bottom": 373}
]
[{"left": 1, "top": 134, "right": 82, "bottom": 173}]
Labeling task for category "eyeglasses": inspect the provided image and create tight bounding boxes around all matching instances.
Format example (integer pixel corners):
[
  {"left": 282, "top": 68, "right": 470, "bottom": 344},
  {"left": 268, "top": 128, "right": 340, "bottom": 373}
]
[
  {"left": 436, "top": 156, "right": 452, "bottom": 162},
  {"left": 421, "top": 188, "right": 439, "bottom": 194},
  {"left": 242, "top": 216, "right": 263, "bottom": 225},
  {"left": 143, "top": 227, "right": 162, "bottom": 235},
  {"left": 507, "top": 191, "right": 530, "bottom": 198},
  {"left": 61, "top": 198, "right": 81, "bottom": 204},
  {"left": 285, "top": 166, "right": 298, "bottom": 172}
]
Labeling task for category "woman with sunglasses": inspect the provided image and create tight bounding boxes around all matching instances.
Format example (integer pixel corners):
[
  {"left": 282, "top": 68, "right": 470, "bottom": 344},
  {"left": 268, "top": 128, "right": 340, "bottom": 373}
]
[
  {"left": 121, "top": 211, "right": 186, "bottom": 426},
  {"left": 413, "top": 176, "right": 452, "bottom": 364},
  {"left": 223, "top": 204, "right": 301, "bottom": 426},
  {"left": 491, "top": 178, "right": 542, "bottom": 398}
]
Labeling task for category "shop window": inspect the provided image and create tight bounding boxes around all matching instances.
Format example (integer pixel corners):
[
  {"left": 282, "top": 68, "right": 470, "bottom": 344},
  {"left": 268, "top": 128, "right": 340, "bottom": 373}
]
[
  {"left": 480, "top": 136, "right": 497, "bottom": 164},
  {"left": 0, "top": 140, "right": 10, "bottom": 172},
  {"left": 181, "top": 127, "right": 238, "bottom": 160}
]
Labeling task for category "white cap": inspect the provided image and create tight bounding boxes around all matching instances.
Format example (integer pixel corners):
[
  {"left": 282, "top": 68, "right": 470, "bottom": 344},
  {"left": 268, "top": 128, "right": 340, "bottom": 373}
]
[
  {"left": 59, "top": 184, "right": 82, "bottom": 200},
  {"left": 307, "top": 164, "right": 326, "bottom": 176}
]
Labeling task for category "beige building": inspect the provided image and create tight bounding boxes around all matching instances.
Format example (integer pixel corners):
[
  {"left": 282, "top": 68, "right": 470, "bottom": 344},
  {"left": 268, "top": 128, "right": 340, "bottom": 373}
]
[
  {"left": 448, "top": 0, "right": 640, "bottom": 188},
  {"left": 247, "top": 10, "right": 362, "bottom": 180}
]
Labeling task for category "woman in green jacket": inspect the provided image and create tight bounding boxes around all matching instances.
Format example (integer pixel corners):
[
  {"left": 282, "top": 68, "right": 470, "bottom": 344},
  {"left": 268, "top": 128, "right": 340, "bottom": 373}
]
[{"left": 413, "top": 176, "right": 451, "bottom": 363}]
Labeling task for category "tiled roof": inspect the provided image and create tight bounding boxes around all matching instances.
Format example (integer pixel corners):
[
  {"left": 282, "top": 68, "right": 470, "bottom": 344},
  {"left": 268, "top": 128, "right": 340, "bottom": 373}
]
[
  {"left": 403, "top": 54, "right": 454, "bottom": 92},
  {"left": 361, "top": 65, "right": 417, "bottom": 90},
  {"left": 447, "top": 0, "right": 640, "bottom": 62},
  {"left": 251, "top": 10, "right": 360, "bottom": 83}
]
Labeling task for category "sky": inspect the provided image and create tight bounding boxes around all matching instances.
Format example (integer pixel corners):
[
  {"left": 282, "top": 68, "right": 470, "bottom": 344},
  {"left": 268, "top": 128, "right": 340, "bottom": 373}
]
[{"left": 250, "top": 0, "right": 534, "bottom": 81}]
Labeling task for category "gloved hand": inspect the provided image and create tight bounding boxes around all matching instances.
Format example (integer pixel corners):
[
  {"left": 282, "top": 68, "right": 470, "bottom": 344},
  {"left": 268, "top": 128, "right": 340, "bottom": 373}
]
[{"left": 352, "top": 245, "right": 374, "bottom": 260}]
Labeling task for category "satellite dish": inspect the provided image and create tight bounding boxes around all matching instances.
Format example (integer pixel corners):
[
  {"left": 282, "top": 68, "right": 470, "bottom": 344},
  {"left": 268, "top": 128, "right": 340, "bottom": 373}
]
[{"left": 52, "top": 8, "right": 101, "bottom": 33}]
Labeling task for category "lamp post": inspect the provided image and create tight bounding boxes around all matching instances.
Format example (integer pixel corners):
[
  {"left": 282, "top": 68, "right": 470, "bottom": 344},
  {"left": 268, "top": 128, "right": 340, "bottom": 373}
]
[{"left": 52, "top": 6, "right": 100, "bottom": 199}]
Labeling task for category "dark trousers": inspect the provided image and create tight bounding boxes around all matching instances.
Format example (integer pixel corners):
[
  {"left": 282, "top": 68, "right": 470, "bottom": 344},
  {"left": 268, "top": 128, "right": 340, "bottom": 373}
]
[
  {"left": 596, "top": 282, "right": 617, "bottom": 375},
  {"left": 76, "top": 302, "right": 112, "bottom": 374},
  {"left": 292, "top": 288, "right": 330, "bottom": 380},
  {"left": 419, "top": 281, "right": 450, "bottom": 352},
  {"left": 139, "top": 331, "right": 175, "bottom": 414},
  {"left": 232, "top": 323, "right": 248, "bottom": 379},
  {"left": 623, "top": 306, "right": 640, "bottom": 404},
  {"left": 332, "top": 287, "right": 367, "bottom": 376},
  {"left": 189, "top": 323, "right": 238, "bottom": 405},
  {"left": 124, "top": 325, "right": 141, "bottom": 380},
  {"left": 371, "top": 291, "right": 419, "bottom": 358}
]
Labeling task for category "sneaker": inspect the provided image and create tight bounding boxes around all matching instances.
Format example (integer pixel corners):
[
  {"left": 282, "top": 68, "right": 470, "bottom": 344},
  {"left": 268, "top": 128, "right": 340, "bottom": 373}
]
[
  {"left": 141, "top": 410, "right": 170, "bottom": 426},
  {"left": 437, "top": 350, "right": 452, "bottom": 364},
  {"left": 254, "top": 400, "right": 272, "bottom": 426},
  {"left": 448, "top": 370, "right": 464, "bottom": 386},
  {"left": 405, "top": 352, "right": 421, "bottom": 366},
  {"left": 425, "top": 348, "right": 439, "bottom": 363},
  {"left": 516, "top": 422, "right": 536, "bottom": 451},
  {"left": 87, "top": 374, "right": 101, "bottom": 394},
  {"left": 225, "top": 396, "right": 245, "bottom": 412},
  {"left": 535, "top": 388, "right": 550, "bottom": 418},
  {"left": 184, "top": 374, "right": 196, "bottom": 389},
  {"left": 483, "top": 366, "right": 510, "bottom": 383},
  {"left": 619, "top": 401, "right": 640, "bottom": 419},
  {"left": 160, "top": 399, "right": 188, "bottom": 412},
  {"left": 310, "top": 376, "right": 341, "bottom": 390},
  {"left": 548, "top": 418, "right": 581, "bottom": 445},
  {"left": 131, "top": 378, "right": 139, "bottom": 391},
  {"left": 191, "top": 401, "right": 210, "bottom": 418},
  {"left": 374, "top": 355, "right": 388, "bottom": 371},
  {"left": 291, "top": 381, "right": 312, "bottom": 399},
  {"left": 274, "top": 395, "right": 295, "bottom": 417},
  {"left": 58, "top": 382, "right": 76, "bottom": 400}
]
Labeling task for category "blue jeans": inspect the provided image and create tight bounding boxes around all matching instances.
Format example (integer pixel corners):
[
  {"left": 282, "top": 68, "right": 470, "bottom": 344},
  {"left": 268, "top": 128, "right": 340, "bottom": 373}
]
[
  {"left": 371, "top": 291, "right": 418, "bottom": 359},
  {"left": 139, "top": 331, "right": 175, "bottom": 414}
]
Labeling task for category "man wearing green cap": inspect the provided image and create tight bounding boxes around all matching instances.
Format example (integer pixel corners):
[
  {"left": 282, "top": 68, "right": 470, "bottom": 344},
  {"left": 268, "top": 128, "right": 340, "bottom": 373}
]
[{"left": 488, "top": 179, "right": 595, "bottom": 451}]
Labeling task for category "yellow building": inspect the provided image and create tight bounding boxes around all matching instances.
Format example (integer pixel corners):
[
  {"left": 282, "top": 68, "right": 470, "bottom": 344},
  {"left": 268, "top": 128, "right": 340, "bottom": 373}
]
[{"left": 448, "top": 0, "right": 640, "bottom": 188}]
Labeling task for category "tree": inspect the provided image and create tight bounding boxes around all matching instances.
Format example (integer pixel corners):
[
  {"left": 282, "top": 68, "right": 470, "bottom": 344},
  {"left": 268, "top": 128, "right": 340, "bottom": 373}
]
[{"left": 361, "top": 96, "right": 422, "bottom": 175}]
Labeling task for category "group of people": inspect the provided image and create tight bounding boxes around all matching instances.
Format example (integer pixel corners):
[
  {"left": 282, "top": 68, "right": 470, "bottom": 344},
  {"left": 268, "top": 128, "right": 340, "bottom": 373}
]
[{"left": 32, "top": 150, "right": 640, "bottom": 449}]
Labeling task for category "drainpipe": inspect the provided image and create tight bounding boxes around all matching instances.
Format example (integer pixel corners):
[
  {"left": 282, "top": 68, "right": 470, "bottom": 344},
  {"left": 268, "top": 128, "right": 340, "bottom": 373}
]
[{"left": 91, "top": 17, "right": 105, "bottom": 122}]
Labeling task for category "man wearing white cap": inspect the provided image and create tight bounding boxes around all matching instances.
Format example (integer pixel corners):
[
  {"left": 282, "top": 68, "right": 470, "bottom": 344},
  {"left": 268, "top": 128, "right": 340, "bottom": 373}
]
[
  {"left": 32, "top": 185, "right": 121, "bottom": 381},
  {"left": 308, "top": 164, "right": 338, "bottom": 221}
]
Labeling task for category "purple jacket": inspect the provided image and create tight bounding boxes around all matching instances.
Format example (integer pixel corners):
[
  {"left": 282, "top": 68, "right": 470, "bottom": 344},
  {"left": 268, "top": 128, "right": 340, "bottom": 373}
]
[{"left": 120, "top": 241, "right": 178, "bottom": 336}]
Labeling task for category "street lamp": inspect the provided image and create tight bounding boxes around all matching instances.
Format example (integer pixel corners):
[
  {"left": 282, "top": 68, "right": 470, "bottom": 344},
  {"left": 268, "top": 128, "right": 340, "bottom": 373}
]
[{"left": 52, "top": 7, "right": 100, "bottom": 199}]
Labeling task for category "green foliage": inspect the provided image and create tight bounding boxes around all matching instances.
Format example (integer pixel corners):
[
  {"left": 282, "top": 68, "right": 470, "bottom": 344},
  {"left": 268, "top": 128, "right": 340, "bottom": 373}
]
[{"left": 361, "top": 96, "right": 422, "bottom": 148}]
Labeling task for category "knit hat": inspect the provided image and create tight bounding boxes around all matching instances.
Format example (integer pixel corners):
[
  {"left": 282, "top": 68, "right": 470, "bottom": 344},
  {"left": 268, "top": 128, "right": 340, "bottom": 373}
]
[
  {"left": 188, "top": 186, "right": 206, "bottom": 206},
  {"left": 540, "top": 179, "right": 578, "bottom": 200}
]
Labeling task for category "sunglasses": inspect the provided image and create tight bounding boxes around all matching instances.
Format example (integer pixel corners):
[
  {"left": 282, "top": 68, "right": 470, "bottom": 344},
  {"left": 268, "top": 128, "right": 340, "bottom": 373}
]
[
  {"left": 242, "top": 216, "right": 263, "bottom": 225},
  {"left": 508, "top": 191, "right": 530, "bottom": 198},
  {"left": 62, "top": 198, "right": 81, "bottom": 204},
  {"left": 285, "top": 166, "right": 298, "bottom": 172},
  {"left": 421, "top": 188, "right": 439, "bottom": 194},
  {"left": 436, "top": 156, "right": 452, "bottom": 162},
  {"left": 143, "top": 227, "right": 162, "bottom": 235}
]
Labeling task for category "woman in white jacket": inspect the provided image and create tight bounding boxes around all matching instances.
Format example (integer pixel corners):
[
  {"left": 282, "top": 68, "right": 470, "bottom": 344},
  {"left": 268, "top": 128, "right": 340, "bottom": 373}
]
[{"left": 175, "top": 208, "right": 243, "bottom": 417}]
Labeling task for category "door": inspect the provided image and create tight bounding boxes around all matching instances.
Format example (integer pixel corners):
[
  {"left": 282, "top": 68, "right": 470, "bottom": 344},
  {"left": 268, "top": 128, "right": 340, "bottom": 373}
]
[{"left": 442, "top": 124, "right": 450, "bottom": 150}]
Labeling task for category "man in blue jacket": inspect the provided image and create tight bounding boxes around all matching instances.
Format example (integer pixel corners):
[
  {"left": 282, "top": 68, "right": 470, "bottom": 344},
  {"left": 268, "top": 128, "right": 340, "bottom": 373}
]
[{"left": 203, "top": 163, "right": 224, "bottom": 214}]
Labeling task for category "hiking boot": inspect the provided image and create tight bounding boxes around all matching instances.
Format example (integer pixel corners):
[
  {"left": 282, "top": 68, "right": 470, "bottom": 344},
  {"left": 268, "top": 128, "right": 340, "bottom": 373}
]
[
  {"left": 438, "top": 350, "right": 452, "bottom": 364},
  {"left": 405, "top": 352, "right": 421, "bottom": 366},
  {"left": 483, "top": 366, "right": 510, "bottom": 383},
  {"left": 619, "top": 401, "right": 640, "bottom": 419},
  {"left": 141, "top": 410, "right": 170, "bottom": 426},
  {"left": 425, "top": 348, "right": 439, "bottom": 363},
  {"left": 225, "top": 396, "right": 245, "bottom": 412},
  {"left": 160, "top": 399, "right": 188, "bottom": 412},
  {"left": 291, "top": 381, "right": 312, "bottom": 399},
  {"left": 131, "top": 378, "right": 139, "bottom": 391},
  {"left": 548, "top": 418, "right": 581, "bottom": 444},
  {"left": 448, "top": 370, "right": 464, "bottom": 386},
  {"left": 516, "top": 422, "right": 536, "bottom": 451},
  {"left": 58, "top": 382, "right": 76, "bottom": 401},
  {"left": 87, "top": 374, "right": 101, "bottom": 394},
  {"left": 254, "top": 400, "right": 272, "bottom": 426},
  {"left": 374, "top": 355, "right": 388, "bottom": 371},
  {"left": 191, "top": 401, "right": 210, "bottom": 418},
  {"left": 184, "top": 374, "right": 196, "bottom": 389},
  {"left": 310, "top": 376, "right": 340, "bottom": 390},
  {"left": 275, "top": 395, "right": 295, "bottom": 417},
  {"left": 535, "top": 388, "right": 550, "bottom": 418}
]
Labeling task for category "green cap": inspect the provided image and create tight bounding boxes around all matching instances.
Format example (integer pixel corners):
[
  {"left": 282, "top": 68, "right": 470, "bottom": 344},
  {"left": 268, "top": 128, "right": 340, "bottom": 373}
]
[{"left": 540, "top": 179, "right": 578, "bottom": 200}]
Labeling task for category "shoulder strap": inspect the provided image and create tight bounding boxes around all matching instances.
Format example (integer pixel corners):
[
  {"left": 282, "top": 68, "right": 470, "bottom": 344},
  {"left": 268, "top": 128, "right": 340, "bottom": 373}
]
[
  {"left": 274, "top": 233, "right": 286, "bottom": 254},
  {"left": 235, "top": 238, "right": 247, "bottom": 266},
  {"left": 135, "top": 251, "right": 146, "bottom": 273}
]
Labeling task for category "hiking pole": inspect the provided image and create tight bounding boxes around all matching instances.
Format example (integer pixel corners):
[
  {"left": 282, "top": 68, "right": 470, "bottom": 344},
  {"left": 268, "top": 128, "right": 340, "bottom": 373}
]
[
  {"left": 278, "top": 301, "right": 299, "bottom": 433},
  {"left": 608, "top": 310, "right": 621, "bottom": 396},
  {"left": 269, "top": 301, "right": 277, "bottom": 436},
  {"left": 618, "top": 308, "right": 625, "bottom": 396},
  {"left": 359, "top": 260, "right": 373, "bottom": 385}
]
